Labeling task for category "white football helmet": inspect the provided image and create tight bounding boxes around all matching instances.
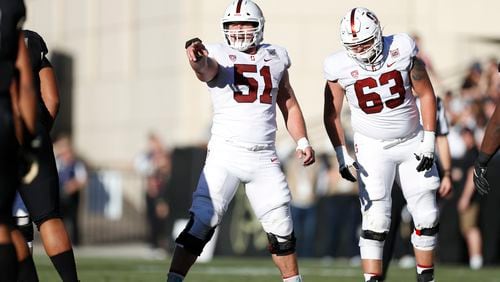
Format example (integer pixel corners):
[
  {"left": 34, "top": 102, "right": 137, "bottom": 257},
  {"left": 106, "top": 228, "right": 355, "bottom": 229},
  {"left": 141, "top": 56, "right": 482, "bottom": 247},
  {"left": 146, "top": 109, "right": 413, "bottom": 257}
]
[
  {"left": 340, "top": 7, "right": 384, "bottom": 70},
  {"left": 221, "top": 0, "right": 265, "bottom": 51}
]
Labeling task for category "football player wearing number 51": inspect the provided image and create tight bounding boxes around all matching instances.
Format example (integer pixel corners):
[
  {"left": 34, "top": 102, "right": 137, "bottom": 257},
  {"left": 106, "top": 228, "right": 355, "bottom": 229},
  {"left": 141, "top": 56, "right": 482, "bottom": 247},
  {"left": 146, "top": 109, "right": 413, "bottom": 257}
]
[
  {"left": 323, "top": 7, "right": 440, "bottom": 282},
  {"left": 167, "top": 1, "right": 315, "bottom": 282}
]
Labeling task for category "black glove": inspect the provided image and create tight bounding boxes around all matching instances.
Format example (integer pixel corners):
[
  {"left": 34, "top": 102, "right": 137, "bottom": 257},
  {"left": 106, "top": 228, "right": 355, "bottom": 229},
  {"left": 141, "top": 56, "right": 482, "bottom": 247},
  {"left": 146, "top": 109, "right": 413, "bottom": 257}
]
[
  {"left": 474, "top": 152, "right": 493, "bottom": 195},
  {"left": 473, "top": 162, "right": 489, "bottom": 195},
  {"left": 415, "top": 153, "right": 434, "bottom": 172},
  {"left": 185, "top": 37, "right": 202, "bottom": 49},
  {"left": 340, "top": 162, "right": 359, "bottom": 182},
  {"left": 415, "top": 131, "right": 435, "bottom": 172}
]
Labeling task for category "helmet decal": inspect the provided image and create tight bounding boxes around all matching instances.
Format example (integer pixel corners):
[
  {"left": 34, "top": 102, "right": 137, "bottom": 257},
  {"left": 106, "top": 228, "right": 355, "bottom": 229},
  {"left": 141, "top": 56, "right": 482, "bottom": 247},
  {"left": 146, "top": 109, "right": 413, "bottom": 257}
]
[
  {"left": 350, "top": 8, "right": 358, "bottom": 38},
  {"left": 235, "top": 0, "right": 243, "bottom": 13}
]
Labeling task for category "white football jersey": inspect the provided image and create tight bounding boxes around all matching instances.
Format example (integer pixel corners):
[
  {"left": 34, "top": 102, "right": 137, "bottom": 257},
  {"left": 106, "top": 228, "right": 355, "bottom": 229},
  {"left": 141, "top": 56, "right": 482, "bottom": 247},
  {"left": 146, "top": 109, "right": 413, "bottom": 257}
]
[
  {"left": 324, "top": 33, "right": 421, "bottom": 140},
  {"left": 205, "top": 43, "right": 291, "bottom": 145}
]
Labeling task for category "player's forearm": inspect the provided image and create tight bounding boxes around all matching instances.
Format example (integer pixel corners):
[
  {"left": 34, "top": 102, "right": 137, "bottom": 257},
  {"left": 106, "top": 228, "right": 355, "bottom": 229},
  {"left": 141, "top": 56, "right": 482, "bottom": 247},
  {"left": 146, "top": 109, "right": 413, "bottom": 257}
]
[
  {"left": 436, "top": 135, "right": 452, "bottom": 175},
  {"left": 191, "top": 57, "right": 218, "bottom": 82},
  {"left": 40, "top": 68, "right": 60, "bottom": 123},
  {"left": 479, "top": 105, "right": 500, "bottom": 157},
  {"left": 285, "top": 105, "right": 309, "bottom": 142},
  {"left": 419, "top": 94, "right": 437, "bottom": 132},
  {"left": 323, "top": 83, "right": 345, "bottom": 147},
  {"left": 324, "top": 114, "right": 345, "bottom": 148},
  {"left": 16, "top": 34, "right": 37, "bottom": 135}
]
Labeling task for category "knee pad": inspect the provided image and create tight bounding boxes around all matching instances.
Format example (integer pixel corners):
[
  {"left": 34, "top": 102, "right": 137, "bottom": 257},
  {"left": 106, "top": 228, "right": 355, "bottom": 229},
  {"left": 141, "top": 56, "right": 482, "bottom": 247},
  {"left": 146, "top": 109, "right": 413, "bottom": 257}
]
[
  {"left": 175, "top": 213, "right": 216, "bottom": 256},
  {"left": 412, "top": 210, "right": 439, "bottom": 251},
  {"left": 359, "top": 212, "right": 390, "bottom": 260},
  {"left": 267, "top": 232, "right": 296, "bottom": 256},
  {"left": 411, "top": 223, "right": 439, "bottom": 251},
  {"left": 259, "top": 205, "right": 295, "bottom": 256},
  {"left": 15, "top": 216, "right": 34, "bottom": 243}
]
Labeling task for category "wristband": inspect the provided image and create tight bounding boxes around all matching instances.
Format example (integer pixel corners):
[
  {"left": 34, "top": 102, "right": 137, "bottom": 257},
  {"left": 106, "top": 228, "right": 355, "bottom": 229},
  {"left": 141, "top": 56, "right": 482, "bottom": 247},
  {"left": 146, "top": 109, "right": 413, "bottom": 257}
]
[
  {"left": 296, "top": 137, "right": 310, "bottom": 151},
  {"left": 185, "top": 37, "right": 202, "bottom": 49},
  {"left": 423, "top": 130, "right": 436, "bottom": 143}
]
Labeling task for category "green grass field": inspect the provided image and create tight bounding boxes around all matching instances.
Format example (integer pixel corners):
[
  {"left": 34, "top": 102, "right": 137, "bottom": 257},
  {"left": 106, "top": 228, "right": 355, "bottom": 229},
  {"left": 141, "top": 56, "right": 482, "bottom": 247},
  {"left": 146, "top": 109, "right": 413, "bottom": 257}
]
[{"left": 33, "top": 255, "right": 500, "bottom": 282}]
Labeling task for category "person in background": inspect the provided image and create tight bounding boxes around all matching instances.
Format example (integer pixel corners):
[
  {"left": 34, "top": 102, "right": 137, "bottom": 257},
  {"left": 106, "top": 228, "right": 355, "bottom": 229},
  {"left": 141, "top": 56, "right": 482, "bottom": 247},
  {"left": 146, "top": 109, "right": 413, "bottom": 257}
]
[
  {"left": 457, "top": 127, "right": 484, "bottom": 269},
  {"left": 286, "top": 151, "right": 319, "bottom": 258},
  {"left": 321, "top": 153, "right": 361, "bottom": 263},
  {"left": 55, "top": 135, "right": 88, "bottom": 248},
  {"left": 134, "top": 132, "right": 172, "bottom": 258}
]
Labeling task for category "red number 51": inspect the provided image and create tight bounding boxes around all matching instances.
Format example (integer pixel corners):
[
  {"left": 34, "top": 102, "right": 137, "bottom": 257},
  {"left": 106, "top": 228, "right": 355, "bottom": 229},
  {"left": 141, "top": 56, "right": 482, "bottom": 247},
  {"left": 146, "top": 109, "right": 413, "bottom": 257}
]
[{"left": 233, "top": 64, "right": 273, "bottom": 104}]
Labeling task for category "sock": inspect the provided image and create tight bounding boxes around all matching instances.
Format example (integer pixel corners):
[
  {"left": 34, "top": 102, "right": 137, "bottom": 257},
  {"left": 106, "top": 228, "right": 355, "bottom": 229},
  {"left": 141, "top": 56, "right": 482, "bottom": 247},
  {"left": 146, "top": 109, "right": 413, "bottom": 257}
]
[
  {"left": 167, "top": 272, "right": 185, "bottom": 282},
  {"left": 283, "top": 274, "right": 302, "bottom": 282},
  {"left": 50, "top": 249, "right": 79, "bottom": 282},
  {"left": 18, "top": 255, "right": 39, "bottom": 282},
  {"left": 469, "top": 255, "right": 483, "bottom": 270},
  {"left": 416, "top": 264, "right": 433, "bottom": 274},
  {"left": 0, "top": 243, "right": 19, "bottom": 282}
]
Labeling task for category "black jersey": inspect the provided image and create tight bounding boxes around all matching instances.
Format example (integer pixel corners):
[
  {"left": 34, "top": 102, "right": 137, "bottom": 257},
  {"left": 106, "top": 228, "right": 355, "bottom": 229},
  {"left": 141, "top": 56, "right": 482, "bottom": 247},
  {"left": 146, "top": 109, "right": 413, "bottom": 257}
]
[
  {"left": 24, "top": 30, "right": 54, "bottom": 129},
  {"left": 0, "top": 0, "right": 26, "bottom": 93}
]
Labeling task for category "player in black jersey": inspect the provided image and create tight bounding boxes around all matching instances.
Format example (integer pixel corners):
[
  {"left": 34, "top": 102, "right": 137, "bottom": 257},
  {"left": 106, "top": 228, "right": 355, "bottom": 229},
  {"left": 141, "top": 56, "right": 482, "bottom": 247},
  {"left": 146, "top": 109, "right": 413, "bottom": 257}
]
[
  {"left": 0, "top": 0, "right": 37, "bottom": 280},
  {"left": 11, "top": 29, "right": 79, "bottom": 282}
]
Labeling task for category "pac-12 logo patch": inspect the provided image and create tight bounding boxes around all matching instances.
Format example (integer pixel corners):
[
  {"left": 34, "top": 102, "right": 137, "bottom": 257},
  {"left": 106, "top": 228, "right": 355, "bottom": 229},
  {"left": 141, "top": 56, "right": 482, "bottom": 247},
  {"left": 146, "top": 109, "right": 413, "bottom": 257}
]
[
  {"left": 390, "top": 48, "right": 400, "bottom": 59},
  {"left": 351, "top": 70, "right": 359, "bottom": 79},
  {"left": 229, "top": 55, "right": 237, "bottom": 62}
]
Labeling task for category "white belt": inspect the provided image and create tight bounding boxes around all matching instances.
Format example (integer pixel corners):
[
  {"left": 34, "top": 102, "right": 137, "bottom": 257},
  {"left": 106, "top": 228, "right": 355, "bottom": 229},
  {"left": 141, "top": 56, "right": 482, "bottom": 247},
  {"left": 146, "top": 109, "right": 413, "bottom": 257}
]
[
  {"left": 382, "top": 131, "right": 419, "bottom": 150},
  {"left": 212, "top": 137, "right": 274, "bottom": 151}
]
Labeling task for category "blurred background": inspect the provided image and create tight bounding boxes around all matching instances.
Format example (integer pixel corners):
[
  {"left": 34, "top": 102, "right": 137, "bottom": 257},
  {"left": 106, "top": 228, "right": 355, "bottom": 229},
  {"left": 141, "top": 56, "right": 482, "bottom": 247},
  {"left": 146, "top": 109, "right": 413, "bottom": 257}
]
[{"left": 25, "top": 0, "right": 499, "bottom": 268}]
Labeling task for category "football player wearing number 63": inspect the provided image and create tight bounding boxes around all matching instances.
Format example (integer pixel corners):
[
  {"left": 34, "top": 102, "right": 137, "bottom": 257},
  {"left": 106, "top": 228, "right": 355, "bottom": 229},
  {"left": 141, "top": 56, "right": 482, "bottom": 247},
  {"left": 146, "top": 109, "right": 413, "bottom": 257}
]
[
  {"left": 323, "top": 7, "right": 440, "bottom": 282},
  {"left": 167, "top": 1, "right": 315, "bottom": 282}
]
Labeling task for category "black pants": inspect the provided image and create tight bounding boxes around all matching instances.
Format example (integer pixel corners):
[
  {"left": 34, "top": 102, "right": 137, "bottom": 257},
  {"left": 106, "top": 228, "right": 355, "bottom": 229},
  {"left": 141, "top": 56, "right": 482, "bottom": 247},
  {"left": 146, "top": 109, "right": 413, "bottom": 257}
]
[{"left": 18, "top": 122, "right": 61, "bottom": 227}]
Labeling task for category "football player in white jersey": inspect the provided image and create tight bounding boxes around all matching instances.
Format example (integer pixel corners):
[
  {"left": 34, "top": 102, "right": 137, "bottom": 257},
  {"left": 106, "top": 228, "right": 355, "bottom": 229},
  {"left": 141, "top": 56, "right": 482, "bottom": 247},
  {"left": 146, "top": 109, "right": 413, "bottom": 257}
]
[
  {"left": 323, "top": 7, "right": 440, "bottom": 282},
  {"left": 166, "top": 1, "right": 314, "bottom": 282}
]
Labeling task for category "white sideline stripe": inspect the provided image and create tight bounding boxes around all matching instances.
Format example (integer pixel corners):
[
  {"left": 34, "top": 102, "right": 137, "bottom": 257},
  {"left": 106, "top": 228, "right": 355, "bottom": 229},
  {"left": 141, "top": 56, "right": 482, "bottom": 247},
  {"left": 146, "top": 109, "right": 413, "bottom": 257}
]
[{"left": 189, "top": 266, "right": 358, "bottom": 277}]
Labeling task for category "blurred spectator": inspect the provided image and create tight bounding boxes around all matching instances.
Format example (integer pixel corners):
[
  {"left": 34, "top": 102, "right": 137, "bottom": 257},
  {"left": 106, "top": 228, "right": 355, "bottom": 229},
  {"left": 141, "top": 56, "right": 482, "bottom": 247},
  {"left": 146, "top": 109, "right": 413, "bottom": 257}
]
[
  {"left": 320, "top": 153, "right": 360, "bottom": 263},
  {"left": 286, "top": 152, "right": 320, "bottom": 257},
  {"left": 484, "top": 58, "right": 500, "bottom": 101},
  {"left": 134, "top": 133, "right": 172, "bottom": 257},
  {"left": 412, "top": 34, "right": 437, "bottom": 79},
  {"left": 456, "top": 128, "right": 483, "bottom": 269},
  {"left": 54, "top": 135, "right": 88, "bottom": 246}
]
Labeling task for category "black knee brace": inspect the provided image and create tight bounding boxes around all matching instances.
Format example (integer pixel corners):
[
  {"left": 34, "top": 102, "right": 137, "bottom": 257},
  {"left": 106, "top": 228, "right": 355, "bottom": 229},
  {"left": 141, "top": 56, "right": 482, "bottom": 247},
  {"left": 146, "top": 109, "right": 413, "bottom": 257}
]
[
  {"left": 415, "top": 224, "right": 439, "bottom": 236},
  {"left": 266, "top": 232, "right": 296, "bottom": 256},
  {"left": 361, "top": 230, "right": 387, "bottom": 241},
  {"left": 175, "top": 216, "right": 216, "bottom": 256}
]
